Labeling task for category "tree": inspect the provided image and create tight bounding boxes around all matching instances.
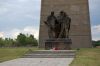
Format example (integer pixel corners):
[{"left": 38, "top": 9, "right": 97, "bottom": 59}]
[
  {"left": 92, "top": 40, "right": 100, "bottom": 47},
  {"left": 4, "top": 38, "right": 15, "bottom": 47},
  {"left": 0, "top": 38, "right": 4, "bottom": 47},
  {"left": 28, "top": 35, "right": 38, "bottom": 46},
  {"left": 25, "top": 34, "right": 38, "bottom": 46},
  {"left": 16, "top": 33, "right": 27, "bottom": 46},
  {"left": 0, "top": 33, "right": 38, "bottom": 47},
  {"left": 16, "top": 33, "right": 38, "bottom": 47}
]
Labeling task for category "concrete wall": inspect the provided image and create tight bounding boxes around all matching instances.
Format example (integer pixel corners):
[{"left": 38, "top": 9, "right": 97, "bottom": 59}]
[{"left": 39, "top": 0, "right": 92, "bottom": 48}]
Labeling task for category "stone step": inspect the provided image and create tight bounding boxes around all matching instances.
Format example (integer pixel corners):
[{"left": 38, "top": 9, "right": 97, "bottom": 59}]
[
  {"left": 23, "top": 53, "right": 75, "bottom": 55},
  {"left": 26, "top": 52, "right": 75, "bottom": 55},
  {"left": 22, "top": 55, "right": 74, "bottom": 58},
  {"left": 22, "top": 50, "right": 76, "bottom": 58},
  {"left": 27, "top": 50, "right": 76, "bottom": 54},
  {"left": 23, "top": 54, "right": 75, "bottom": 58}
]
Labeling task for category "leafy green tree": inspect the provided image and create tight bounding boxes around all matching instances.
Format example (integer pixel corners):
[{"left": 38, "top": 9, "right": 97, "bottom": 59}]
[
  {"left": 4, "top": 38, "right": 15, "bottom": 47},
  {"left": 16, "top": 33, "right": 27, "bottom": 46},
  {"left": 0, "top": 33, "right": 38, "bottom": 47},
  {"left": 0, "top": 38, "right": 4, "bottom": 47},
  {"left": 28, "top": 35, "right": 38, "bottom": 46}
]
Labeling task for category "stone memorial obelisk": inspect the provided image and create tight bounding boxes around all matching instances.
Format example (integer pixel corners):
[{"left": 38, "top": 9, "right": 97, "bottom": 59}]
[{"left": 39, "top": 0, "right": 92, "bottom": 49}]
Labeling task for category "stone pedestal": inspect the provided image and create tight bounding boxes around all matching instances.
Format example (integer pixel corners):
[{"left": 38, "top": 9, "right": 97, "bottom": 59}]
[{"left": 45, "top": 38, "right": 72, "bottom": 50}]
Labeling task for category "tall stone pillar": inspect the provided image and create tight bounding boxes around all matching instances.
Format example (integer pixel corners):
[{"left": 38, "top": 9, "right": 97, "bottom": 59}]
[{"left": 39, "top": 0, "right": 92, "bottom": 49}]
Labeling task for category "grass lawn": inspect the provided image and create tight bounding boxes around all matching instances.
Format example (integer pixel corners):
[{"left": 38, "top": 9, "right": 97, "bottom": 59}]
[
  {"left": 0, "top": 47, "right": 39, "bottom": 62},
  {"left": 70, "top": 48, "right": 100, "bottom": 66}
]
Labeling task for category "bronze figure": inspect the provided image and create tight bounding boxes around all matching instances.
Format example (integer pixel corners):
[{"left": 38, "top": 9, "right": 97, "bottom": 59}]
[{"left": 44, "top": 11, "right": 71, "bottom": 39}]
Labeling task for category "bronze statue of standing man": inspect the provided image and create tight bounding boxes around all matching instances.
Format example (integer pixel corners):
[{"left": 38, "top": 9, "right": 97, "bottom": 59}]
[
  {"left": 57, "top": 11, "right": 71, "bottom": 38},
  {"left": 44, "top": 11, "right": 57, "bottom": 38}
]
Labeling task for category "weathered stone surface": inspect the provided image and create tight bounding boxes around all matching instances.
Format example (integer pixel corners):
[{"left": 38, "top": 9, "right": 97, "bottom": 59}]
[
  {"left": 0, "top": 58, "right": 74, "bottom": 66},
  {"left": 39, "top": 0, "right": 92, "bottom": 48},
  {"left": 22, "top": 50, "right": 76, "bottom": 58},
  {"left": 45, "top": 38, "right": 72, "bottom": 50}
]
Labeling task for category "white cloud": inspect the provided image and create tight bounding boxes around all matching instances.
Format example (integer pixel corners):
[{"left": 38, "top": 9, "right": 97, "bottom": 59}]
[
  {"left": 18, "top": 0, "right": 28, "bottom": 2},
  {"left": 0, "top": 7, "right": 8, "bottom": 15},
  {"left": 2, "top": 26, "right": 39, "bottom": 39},
  {"left": 92, "top": 25, "right": 100, "bottom": 34},
  {"left": 89, "top": 0, "right": 100, "bottom": 16},
  {"left": 10, "top": 29, "right": 21, "bottom": 39},
  {"left": 25, "top": 15, "right": 34, "bottom": 20},
  {"left": 23, "top": 26, "right": 39, "bottom": 39},
  {"left": 89, "top": 0, "right": 100, "bottom": 10},
  {"left": 92, "top": 25, "right": 100, "bottom": 40},
  {"left": 0, "top": 32, "right": 4, "bottom": 38},
  {"left": 0, "top": 0, "right": 41, "bottom": 22}
]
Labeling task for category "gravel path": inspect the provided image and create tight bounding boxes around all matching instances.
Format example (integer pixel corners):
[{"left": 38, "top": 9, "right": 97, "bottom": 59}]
[{"left": 0, "top": 58, "right": 74, "bottom": 66}]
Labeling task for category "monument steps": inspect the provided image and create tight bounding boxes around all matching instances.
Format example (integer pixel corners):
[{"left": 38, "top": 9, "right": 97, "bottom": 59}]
[{"left": 22, "top": 50, "right": 76, "bottom": 58}]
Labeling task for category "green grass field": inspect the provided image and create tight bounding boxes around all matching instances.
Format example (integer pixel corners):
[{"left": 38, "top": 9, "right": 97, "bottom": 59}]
[
  {"left": 70, "top": 48, "right": 100, "bottom": 66},
  {"left": 0, "top": 47, "right": 39, "bottom": 62}
]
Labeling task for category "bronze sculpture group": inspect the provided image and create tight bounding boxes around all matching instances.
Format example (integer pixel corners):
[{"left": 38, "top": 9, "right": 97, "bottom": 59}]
[{"left": 44, "top": 11, "right": 71, "bottom": 39}]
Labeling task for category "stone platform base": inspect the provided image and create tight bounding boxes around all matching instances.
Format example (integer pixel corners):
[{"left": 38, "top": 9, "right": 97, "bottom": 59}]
[
  {"left": 22, "top": 50, "right": 76, "bottom": 58},
  {"left": 45, "top": 38, "right": 72, "bottom": 50}
]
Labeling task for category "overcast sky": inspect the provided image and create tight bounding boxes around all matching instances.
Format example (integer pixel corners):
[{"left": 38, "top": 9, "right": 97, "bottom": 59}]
[{"left": 0, "top": 0, "right": 100, "bottom": 40}]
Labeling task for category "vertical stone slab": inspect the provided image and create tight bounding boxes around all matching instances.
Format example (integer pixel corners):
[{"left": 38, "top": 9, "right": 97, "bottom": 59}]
[{"left": 39, "top": 0, "right": 92, "bottom": 48}]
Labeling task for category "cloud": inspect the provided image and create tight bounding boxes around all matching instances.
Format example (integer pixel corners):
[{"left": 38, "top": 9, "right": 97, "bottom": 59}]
[
  {"left": 92, "top": 25, "right": 100, "bottom": 33},
  {"left": 18, "top": 0, "right": 28, "bottom": 2},
  {"left": 92, "top": 25, "right": 100, "bottom": 40},
  {"left": 23, "top": 26, "right": 39, "bottom": 39},
  {"left": 0, "top": 0, "right": 41, "bottom": 34},
  {"left": 0, "top": 32, "right": 4, "bottom": 38},
  {"left": 0, "top": 0, "right": 41, "bottom": 22},
  {"left": 2, "top": 26, "right": 39, "bottom": 39},
  {"left": 89, "top": 0, "right": 100, "bottom": 25},
  {"left": 89, "top": 0, "right": 100, "bottom": 12},
  {"left": 0, "top": 7, "right": 8, "bottom": 15}
]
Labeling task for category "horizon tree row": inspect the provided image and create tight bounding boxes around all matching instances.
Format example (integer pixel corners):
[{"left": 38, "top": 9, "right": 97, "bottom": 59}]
[{"left": 0, "top": 33, "right": 38, "bottom": 47}]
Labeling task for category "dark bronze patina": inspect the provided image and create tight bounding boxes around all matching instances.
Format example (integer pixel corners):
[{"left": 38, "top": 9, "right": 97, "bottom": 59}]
[{"left": 44, "top": 11, "right": 71, "bottom": 38}]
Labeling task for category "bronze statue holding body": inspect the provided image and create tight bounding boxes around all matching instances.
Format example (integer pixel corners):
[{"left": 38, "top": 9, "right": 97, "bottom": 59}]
[{"left": 44, "top": 11, "right": 71, "bottom": 39}]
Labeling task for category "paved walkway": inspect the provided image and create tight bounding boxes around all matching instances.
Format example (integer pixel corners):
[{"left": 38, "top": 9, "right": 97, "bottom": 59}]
[{"left": 0, "top": 58, "right": 74, "bottom": 66}]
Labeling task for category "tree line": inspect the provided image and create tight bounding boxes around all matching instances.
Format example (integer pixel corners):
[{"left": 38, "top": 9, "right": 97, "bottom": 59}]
[
  {"left": 0, "top": 33, "right": 38, "bottom": 47},
  {"left": 92, "top": 40, "right": 100, "bottom": 47}
]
